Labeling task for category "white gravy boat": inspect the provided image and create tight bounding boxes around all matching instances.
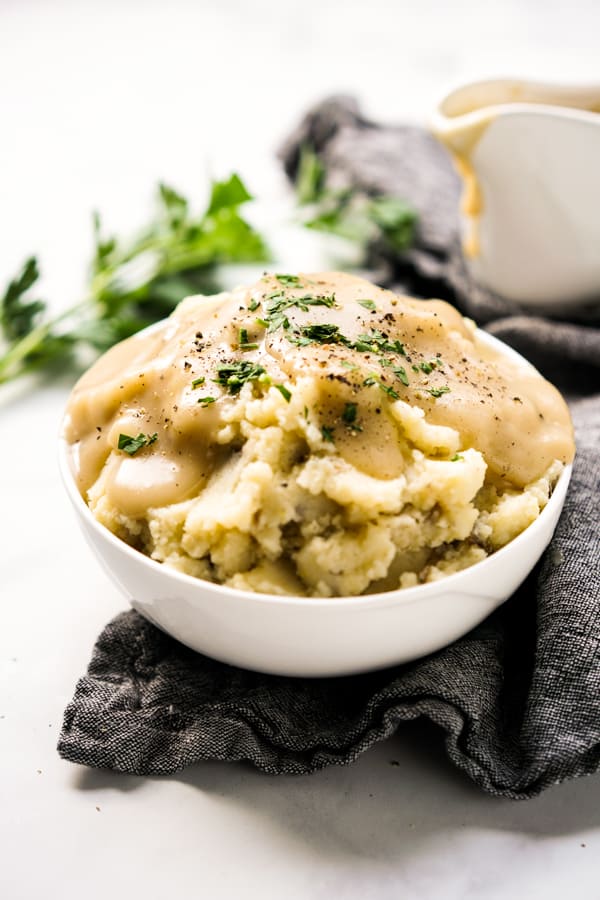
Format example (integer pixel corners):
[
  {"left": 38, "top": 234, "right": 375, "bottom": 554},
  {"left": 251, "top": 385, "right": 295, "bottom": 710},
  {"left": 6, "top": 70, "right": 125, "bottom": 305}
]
[{"left": 431, "top": 78, "right": 600, "bottom": 309}]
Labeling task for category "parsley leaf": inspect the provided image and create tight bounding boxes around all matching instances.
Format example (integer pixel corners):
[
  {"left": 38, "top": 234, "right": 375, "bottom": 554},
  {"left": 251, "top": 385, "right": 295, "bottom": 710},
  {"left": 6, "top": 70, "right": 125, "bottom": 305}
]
[
  {"left": 363, "top": 375, "right": 400, "bottom": 400},
  {"left": 342, "top": 401, "right": 363, "bottom": 431},
  {"left": 342, "top": 402, "right": 358, "bottom": 424},
  {"left": 0, "top": 174, "right": 270, "bottom": 386},
  {"left": 321, "top": 425, "right": 335, "bottom": 442},
  {"left": 213, "top": 361, "right": 267, "bottom": 394},
  {"left": 298, "top": 323, "right": 344, "bottom": 344},
  {"left": 0, "top": 257, "right": 46, "bottom": 341},
  {"left": 295, "top": 145, "right": 418, "bottom": 259},
  {"left": 426, "top": 386, "right": 451, "bottom": 398},
  {"left": 274, "top": 383, "right": 292, "bottom": 402},
  {"left": 392, "top": 366, "right": 409, "bottom": 387},
  {"left": 118, "top": 432, "right": 158, "bottom": 455},
  {"left": 295, "top": 144, "right": 325, "bottom": 205}
]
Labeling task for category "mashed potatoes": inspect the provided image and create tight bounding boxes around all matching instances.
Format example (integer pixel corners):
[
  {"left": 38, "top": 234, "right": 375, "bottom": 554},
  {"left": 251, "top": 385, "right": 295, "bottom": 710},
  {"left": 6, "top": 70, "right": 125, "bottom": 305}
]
[{"left": 64, "top": 272, "right": 574, "bottom": 596}]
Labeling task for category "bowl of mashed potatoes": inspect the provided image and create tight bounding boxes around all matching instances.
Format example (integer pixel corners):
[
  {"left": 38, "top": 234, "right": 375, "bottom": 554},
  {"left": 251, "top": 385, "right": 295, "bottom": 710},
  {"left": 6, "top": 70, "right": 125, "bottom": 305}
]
[{"left": 60, "top": 272, "right": 574, "bottom": 675}]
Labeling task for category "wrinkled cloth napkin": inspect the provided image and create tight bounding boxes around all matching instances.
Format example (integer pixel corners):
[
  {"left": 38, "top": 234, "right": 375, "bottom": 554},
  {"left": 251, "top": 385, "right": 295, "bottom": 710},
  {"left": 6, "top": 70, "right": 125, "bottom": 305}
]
[{"left": 58, "top": 97, "right": 600, "bottom": 799}]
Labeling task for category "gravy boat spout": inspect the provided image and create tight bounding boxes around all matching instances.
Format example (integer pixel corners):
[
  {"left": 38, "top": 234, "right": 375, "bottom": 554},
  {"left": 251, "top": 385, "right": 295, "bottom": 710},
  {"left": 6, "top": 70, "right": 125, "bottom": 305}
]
[{"left": 431, "top": 78, "right": 600, "bottom": 309}]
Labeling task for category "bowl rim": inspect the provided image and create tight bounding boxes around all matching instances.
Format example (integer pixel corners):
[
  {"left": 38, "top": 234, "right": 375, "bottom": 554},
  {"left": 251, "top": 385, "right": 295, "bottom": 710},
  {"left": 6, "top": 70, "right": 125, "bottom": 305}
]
[{"left": 58, "top": 328, "right": 573, "bottom": 610}]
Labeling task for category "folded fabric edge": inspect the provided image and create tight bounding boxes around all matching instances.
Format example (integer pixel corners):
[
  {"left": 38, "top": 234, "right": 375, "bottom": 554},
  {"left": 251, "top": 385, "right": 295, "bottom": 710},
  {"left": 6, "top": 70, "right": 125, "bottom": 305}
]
[{"left": 57, "top": 686, "right": 597, "bottom": 800}]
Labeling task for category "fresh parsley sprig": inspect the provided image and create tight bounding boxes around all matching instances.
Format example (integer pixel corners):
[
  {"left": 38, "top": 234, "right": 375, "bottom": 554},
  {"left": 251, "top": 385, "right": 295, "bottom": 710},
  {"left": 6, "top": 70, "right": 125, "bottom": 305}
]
[
  {"left": 295, "top": 145, "right": 418, "bottom": 257},
  {"left": 0, "top": 174, "right": 270, "bottom": 386}
]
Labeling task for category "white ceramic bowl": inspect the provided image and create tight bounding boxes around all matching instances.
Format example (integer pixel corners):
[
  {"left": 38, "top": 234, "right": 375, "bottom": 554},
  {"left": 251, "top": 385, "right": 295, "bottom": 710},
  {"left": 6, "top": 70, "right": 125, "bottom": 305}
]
[{"left": 59, "top": 332, "right": 572, "bottom": 677}]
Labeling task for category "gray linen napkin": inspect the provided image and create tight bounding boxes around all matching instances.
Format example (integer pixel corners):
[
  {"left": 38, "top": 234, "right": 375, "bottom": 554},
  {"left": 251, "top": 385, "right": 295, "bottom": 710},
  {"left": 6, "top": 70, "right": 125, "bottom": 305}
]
[{"left": 58, "top": 97, "right": 600, "bottom": 799}]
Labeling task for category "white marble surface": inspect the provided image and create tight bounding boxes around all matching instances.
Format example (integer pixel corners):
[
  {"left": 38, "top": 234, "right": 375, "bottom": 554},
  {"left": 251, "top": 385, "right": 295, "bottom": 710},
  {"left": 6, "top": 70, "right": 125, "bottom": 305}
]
[{"left": 1, "top": 1, "right": 599, "bottom": 897}]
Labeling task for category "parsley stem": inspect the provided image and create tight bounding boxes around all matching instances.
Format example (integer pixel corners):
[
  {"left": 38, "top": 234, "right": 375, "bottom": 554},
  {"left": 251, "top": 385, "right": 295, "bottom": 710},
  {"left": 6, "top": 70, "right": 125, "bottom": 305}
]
[{"left": 0, "top": 300, "right": 88, "bottom": 385}]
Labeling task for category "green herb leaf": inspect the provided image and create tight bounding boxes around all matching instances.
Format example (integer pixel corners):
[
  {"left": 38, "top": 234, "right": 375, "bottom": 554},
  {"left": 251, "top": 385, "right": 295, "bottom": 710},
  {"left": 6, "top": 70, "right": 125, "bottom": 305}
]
[
  {"left": 0, "top": 257, "right": 46, "bottom": 341},
  {"left": 238, "top": 327, "right": 258, "bottom": 351},
  {"left": 158, "top": 183, "right": 188, "bottom": 228},
  {"left": 191, "top": 376, "right": 205, "bottom": 388},
  {"left": 206, "top": 173, "right": 253, "bottom": 216},
  {"left": 342, "top": 402, "right": 358, "bottom": 424},
  {"left": 367, "top": 195, "right": 417, "bottom": 252},
  {"left": 213, "top": 360, "right": 267, "bottom": 394},
  {"left": 298, "top": 323, "right": 344, "bottom": 344},
  {"left": 426, "top": 386, "right": 451, "bottom": 398},
  {"left": 295, "top": 150, "right": 418, "bottom": 261},
  {"left": 0, "top": 173, "right": 270, "bottom": 386},
  {"left": 198, "top": 396, "right": 216, "bottom": 406},
  {"left": 117, "top": 432, "right": 158, "bottom": 455},
  {"left": 295, "top": 144, "right": 326, "bottom": 205},
  {"left": 357, "top": 299, "right": 376, "bottom": 311},
  {"left": 259, "top": 291, "right": 338, "bottom": 335},
  {"left": 321, "top": 425, "right": 335, "bottom": 442},
  {"left": 341, "top": 402, "right": 363, "bottom": 431},
  {"left": 275, "top": 274, "right": 302, "bottom": 286},
  {"left": 451, "top": 453, "right": 464, "bottom": 461},
  {"left": 392, "top": 365, "right": 409, "bottom": 387},
  {"left": 274, "top": 383, "right": 292, "bottom": 402},
  {"left": 363, "top": 374, "right": 400, "bottom": 400}
]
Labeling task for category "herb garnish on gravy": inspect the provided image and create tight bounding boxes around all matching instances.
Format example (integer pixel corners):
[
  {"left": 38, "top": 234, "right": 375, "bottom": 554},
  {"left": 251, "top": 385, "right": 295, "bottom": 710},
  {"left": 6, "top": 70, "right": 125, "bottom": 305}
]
[
  {"left": 117, "top": 432, "right": 158, "bottom": 455},
  {"left": 64, "top": 272, "right": 574, "bottom": 596}
]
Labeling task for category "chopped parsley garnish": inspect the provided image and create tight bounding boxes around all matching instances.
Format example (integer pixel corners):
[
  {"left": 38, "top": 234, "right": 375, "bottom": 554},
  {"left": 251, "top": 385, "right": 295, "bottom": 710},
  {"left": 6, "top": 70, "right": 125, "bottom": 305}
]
[
  {"left": 451, "top": 453, "right": 464, "bottom": 461},
  {"left": 342, "top": 402, "right": 363, "bottom": 431},
  {"left": 352, "top": 330, "right": 406, "bottom": 356},
  {"left": 274, "top": 383, "right": 292, "bottom": 402},
  {"left": 213, "top": 361, "right": 267, "bottom": 394},
  {"left": 321, "top": 425, "right": 335, "bottom": 442},
  {"left": 342, "top": 402, "right": 358, "bottom": 424},
  {"left": 419, "top": 361, "right": 434, "bottom": 374},
  {"left": 275, "top": 274, "right": 302, "bottom": 286},
  {"left": 340, "top": 360, "right": 358, "bottom": 371},
  {"left": 117, "top": 432, "right": 158, "bottom": 455},
  {"left": 298, "top": 323, "right": 344, "bottom": 344},
  {"left": 363, "top": 375, "right": 400, "bottom": 400},
  {"left": 248, "top": 298, "right": 260, "bottom": 312},
  {"left": 259, "top": 292, "right": 338, "bottom": 333},
  {"left": 191, "top": 376, "right": 205, "bottom": 388},
  {"left": 357, "top": 299, "right": 376, "bottom": 311},
  {"left": 197, "top": 396, "right": 216, "bottom": 406},
  {"left": 426, "top": 386, "right": 451, "bottom": 398},
  {"left": 392, "top": 366, "right": 409, "bottom": 386},
  {"left": 238, "top": 327, "right": 258, "bottom": 351},
  {"left": 379, "top": 384, "right": 400, "bottom": 400}
]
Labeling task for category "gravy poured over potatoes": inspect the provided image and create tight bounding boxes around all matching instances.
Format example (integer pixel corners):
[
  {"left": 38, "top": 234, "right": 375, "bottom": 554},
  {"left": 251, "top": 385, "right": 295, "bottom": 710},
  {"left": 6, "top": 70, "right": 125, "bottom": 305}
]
[{"left": 64, "top": 273, "right": 574, "bottom": 596}]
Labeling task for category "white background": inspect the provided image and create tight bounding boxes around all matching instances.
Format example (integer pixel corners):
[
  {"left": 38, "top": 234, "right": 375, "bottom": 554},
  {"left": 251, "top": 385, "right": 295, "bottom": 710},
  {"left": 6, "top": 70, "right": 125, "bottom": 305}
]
[{"left": 1, "top": 1, "right": 599, "bottom": 898}]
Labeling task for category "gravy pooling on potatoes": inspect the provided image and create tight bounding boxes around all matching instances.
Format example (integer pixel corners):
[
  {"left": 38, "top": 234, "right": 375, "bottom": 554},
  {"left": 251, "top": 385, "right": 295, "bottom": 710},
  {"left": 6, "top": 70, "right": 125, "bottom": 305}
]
[{"left": 65, "top": 272, "right": 574, "bottom": 518}]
